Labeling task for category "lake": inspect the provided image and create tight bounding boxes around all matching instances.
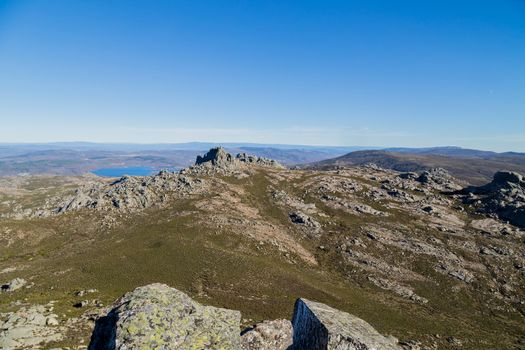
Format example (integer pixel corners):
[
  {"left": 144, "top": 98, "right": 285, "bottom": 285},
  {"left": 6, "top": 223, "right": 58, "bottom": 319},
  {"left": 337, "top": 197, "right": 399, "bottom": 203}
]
[{"left": 91, "top": 166, "right": 157, "bottom": 177}]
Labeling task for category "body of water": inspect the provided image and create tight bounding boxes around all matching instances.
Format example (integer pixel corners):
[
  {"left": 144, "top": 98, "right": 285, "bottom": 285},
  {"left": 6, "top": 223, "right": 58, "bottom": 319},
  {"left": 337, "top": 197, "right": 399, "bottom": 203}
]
[{"left": 91, "top": 166, "right": 157, "bottom": 177}]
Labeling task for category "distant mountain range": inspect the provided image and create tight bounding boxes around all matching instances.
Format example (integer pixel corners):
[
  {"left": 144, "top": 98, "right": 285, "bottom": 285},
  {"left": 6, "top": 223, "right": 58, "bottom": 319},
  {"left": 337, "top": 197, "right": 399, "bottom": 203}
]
[
  {"left": 1, "top": 143, "right": 524, "bottom": 181},
  {"left": 0, "top": 142, "right": 366, "bottom": 176}
]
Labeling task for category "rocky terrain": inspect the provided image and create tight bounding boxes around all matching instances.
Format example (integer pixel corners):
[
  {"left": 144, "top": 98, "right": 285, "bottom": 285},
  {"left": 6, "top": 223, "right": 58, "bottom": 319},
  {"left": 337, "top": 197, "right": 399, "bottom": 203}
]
[
  {"left": 0, "top": 148, "right": 524, "bottom": 349},
  {"left": 87, "top": 283, "right": 401, "bottom": 349},
  {"left": 455, "top": 171, "right": 525, "bottom": 229},
  {"left": 310, "top": 149, "right": 525, "bottom": 185}
]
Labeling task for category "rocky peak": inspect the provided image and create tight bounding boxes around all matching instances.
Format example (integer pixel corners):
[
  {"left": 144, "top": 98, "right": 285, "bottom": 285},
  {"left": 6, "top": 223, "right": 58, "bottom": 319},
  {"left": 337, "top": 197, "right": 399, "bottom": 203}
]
[
  {"left": 195, "top": 147, "right": 234, "bottom": 167},
  {"left": 188, "top": 147, "right": 284, "bottom": 174}
]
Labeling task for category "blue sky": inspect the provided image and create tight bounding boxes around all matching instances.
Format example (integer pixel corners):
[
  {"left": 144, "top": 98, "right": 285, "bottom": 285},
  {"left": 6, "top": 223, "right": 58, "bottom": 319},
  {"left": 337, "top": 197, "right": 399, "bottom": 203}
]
[{"left": 0, "top": 0, "right": 524, "bottom": 151}]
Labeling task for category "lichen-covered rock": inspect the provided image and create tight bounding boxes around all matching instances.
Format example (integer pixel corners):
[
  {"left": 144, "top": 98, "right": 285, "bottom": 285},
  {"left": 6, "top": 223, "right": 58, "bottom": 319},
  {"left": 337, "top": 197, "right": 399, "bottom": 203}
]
[
  {"left": 88, "top": 283, "right": 241, "bottom": 350},
  {"left": 290, "top": 298, "right": 401, "bottom": 350},
  {"left": 241, "top": 319, "right": 293, "bottom": 350}
]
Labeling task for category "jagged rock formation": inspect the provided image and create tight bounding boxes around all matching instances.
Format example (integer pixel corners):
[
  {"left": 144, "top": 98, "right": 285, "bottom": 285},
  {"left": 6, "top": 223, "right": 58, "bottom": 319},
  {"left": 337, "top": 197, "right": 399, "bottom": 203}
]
[
  {"left": 53, "top": 148, "right": 283, "bottom": 214},
  {"left": 196, "top": 147, "right": 235, "bottom": 166},
  {"left": 89, "top": 284, "right": 399, "bottom": 350},
  {"left": 186, "top": 147, "right": 284, "bottom": 175},
  {"left": 88, "top": 283, "right": 241, "bottom": 350},
  {"left": 457, "top": 171, "right": 525, "bottom": 229},
  {"left": 291, "top": 298, "right": 401, "bottom": 350}
]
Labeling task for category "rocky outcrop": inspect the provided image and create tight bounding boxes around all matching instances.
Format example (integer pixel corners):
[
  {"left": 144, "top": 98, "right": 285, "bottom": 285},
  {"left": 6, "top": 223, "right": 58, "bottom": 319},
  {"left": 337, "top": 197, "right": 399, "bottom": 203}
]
[
  {"left": 241, "top": 319, "right": 293, "bottom": 350},
  {"left": 291, "top": 298, "right": 401, "bottom": 350},
  {"left": 56, "top": 171, "right": 203, "bottom": 213},
  {"left": 196, "top": 147, "right": 235, "bottom": 166},
  {"left": 88, "top": 283, "right": 241, "bottom": 350},
  {"left": 457, "top": 171, "right": 525, "bottom": 229},
  {"left": 289, "top": 211, "right": 321, "bottom": 229},
  {"left": 44, "top": 148, "right": 283, "bottom": 214},
  {"left": 416, "top": 168, "right": 461, "bottom": 191},
  {"left": 0, "top": 304, "right": 62, "bottom": 349},
  {"left": 89, "top": 284, "right": 401, "bottom": 350},
  {"left": 186, "top": 147, "right": 284, "bottom": 175}
]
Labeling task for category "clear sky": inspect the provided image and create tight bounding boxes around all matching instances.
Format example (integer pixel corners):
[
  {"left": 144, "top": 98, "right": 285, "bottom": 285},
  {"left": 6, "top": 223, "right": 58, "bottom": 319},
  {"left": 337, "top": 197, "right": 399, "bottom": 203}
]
[{"left": 0, "top": 0, "right": 524, "bottom": 151}]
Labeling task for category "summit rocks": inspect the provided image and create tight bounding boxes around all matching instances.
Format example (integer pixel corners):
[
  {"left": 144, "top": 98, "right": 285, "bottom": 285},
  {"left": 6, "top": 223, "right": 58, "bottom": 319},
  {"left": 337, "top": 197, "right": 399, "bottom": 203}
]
[{"left": 186, "top": 147, "right": 284, "bottom": 175}]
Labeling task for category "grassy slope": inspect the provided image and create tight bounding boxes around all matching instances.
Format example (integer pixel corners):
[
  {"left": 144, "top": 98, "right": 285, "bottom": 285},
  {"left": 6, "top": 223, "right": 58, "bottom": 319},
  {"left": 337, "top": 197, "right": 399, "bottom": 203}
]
[{"left": 0, "top": 171, "right": 524, "bottom": 349}]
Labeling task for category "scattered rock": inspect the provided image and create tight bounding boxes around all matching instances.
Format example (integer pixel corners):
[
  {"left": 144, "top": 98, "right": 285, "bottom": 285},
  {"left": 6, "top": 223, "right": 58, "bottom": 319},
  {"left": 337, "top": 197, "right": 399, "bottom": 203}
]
[
  {"left": 75, "top": 289, "right": 98, "bottom": 297},
  {"left": 241, "top": 319, "right": 293, "bottom": 350},
  {"left": 0, "top": 304, "right": 63, "bottom": 349},
  {"left": 1, "top": 278, "right": 27, "bottom": 292},
  {"left": 289, "top": 211, "right": 321, "bottom": 228},
  {"left": 74, "top": 300, "right": 90, "bottom": 308},
  {"left": 368, "top": 276, "right": 428, "bottom": 304}
]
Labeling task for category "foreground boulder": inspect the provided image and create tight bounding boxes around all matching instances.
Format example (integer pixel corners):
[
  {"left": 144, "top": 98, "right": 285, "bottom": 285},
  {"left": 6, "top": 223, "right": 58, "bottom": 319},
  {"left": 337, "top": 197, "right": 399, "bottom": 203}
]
[
  {"left": 291, "top": 299, "right": 401, "bottom": 350},
  {"left": 89, "top": 283, "right": 401, "bottom": 349},
  {"left": 88, "top": 283, "right": 241, "bottom": 350},
  {"left": 457, "top": 171, "right": 525, "bottom": 229}
]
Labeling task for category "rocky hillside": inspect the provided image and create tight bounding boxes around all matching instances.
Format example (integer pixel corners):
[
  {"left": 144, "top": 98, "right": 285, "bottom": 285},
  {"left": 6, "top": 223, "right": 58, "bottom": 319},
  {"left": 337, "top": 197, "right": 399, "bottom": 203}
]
[
  {"left": 309, "top": 150, "right": 525, "bottom": 185},
  {"left": 0, "top": 148, "right": 524, "bottom": 349}
]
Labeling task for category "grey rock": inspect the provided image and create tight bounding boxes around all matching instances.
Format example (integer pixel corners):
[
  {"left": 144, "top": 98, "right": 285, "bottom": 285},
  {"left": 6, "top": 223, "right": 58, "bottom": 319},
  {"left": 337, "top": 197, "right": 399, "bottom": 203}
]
[
  {"left": 88, "top": 283, "right": 241, "bottom": 350},
  {"left": 196, "top": 147, "right": 234, "bottom": 166},
  {"left": 56, "top": 172, "right": 203, "bottom": 214},
  {"left": 457, "top": 171, "right": 525, "bottom": 229},
  {"left": 416, "top": 168, "right": 461, "bottom": 191},
  {"left": 241, "top": 319, "right": 293, "bottom": 350},
  {"left": 1, "top": 278, "right": 27, "bottom": 292},
  {"left": 0, "top": 304, "right": 63, "bottom": 349},
  {"left": 189, "top": 147, "right": 284, "bottom": 175},
  {"left": 289, "top": 211, "right": 321, "bottom": 228},
  {"left": 290, "top": 298, "right": 401, "bottom": 349}
]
